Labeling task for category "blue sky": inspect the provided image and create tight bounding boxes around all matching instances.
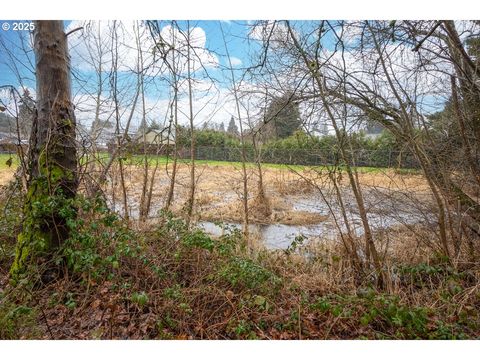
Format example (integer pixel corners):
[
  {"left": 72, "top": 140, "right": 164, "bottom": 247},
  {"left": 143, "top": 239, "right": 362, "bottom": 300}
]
[
  {"left": 0, "top": 19, "right": 446, "bottom": 133},
  {"left": 0, "top": 20, "right": 266, "bottom": 129},
  {"left": 0, "top": 20, "right": 255, "bottom": 84},
  {"left": 0, "top": 22, "right": 36, "bottom": 88},
  {"left": 0, "top": 20, "right": 330, "bottom": 90}
]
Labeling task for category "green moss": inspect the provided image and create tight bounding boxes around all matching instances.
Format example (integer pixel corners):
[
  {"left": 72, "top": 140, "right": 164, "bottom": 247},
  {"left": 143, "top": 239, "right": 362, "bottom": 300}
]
[
  {"left": 38, "top": 147, "right": 74, "bottom": 183},
  {"left": 10, "top": 177, "right": 53, "bottom": 280},
  {"left": 61, "top": 118, "right": 73, "bottom": 128},
  {"left": 10, "top": 143, "right": 73, "bottom": 281}
]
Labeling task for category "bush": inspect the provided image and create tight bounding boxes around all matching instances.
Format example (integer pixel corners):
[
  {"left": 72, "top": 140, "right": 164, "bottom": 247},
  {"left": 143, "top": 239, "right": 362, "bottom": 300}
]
[
  {"left": 0, "top": 293, "right": 39, "bottom": 339},
  {"left": 59, "top": 195, "right": 137, "bottom": 279},
  {"left": 219, "top": 256, "right": 281, "bottom": 292}
]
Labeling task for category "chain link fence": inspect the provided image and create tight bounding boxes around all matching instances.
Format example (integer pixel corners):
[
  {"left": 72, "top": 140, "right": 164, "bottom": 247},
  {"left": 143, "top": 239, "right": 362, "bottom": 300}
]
[
  {"left": 173, "top": 146, "right": 420, "bottom": 169},
  {"left": 0, "top": 144, "right": 420, "bottom": 169}
]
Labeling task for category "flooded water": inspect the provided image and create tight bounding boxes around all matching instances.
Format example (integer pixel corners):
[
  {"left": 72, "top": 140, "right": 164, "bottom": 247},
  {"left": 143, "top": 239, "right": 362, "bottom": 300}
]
[
  {"left": 108, "top": 184, "right": 435, "bottom": 251},
  {"left": 198, "top": 190, "right": 435, "bottom": 250},
  {"left": 198, "top": 221, "right": 333, "bottom": 250}
]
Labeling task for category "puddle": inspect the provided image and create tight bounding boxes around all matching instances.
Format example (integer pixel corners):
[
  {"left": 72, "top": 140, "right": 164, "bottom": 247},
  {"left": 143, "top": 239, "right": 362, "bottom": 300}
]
[{"left": 198, "top": 221, "right": 335, "bottom": 250}]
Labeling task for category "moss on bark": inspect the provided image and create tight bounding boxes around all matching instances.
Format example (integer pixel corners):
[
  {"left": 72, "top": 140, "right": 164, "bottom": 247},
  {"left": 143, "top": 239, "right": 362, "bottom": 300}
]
[
  {"left": 10, "top": 143, "right": 73, "bottom": 280},
  {"left": 11, "top": 21, "right": 79, "bottom": 283}
]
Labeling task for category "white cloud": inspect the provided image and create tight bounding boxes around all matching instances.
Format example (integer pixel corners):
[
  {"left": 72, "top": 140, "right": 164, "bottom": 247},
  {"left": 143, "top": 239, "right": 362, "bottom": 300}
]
[
  {"left": 159, "top": 24, "right": 219, "bottom": 73},
  {"left": 0, "top": 86, "right": 35, "bottom": 118},
  {"left": 65, "top": 21, "right": 225, "bottom": 135},
  {"left": 249, "top": 21, "right": 296, "bottom": 48},
  {"left": 66, "top": 21, "right": 219, "bottom": 75},
  {"left": 67, "top": 21, "right": 149, "bottom": 73},
  {"left": 228, "top": 56, "right": 242, "bottom": 67}
]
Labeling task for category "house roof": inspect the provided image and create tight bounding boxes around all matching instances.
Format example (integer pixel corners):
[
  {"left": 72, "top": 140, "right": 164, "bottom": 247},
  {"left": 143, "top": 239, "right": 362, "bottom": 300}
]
[{"left": 135, "top": 128, "right": 175, "bottom": 145}]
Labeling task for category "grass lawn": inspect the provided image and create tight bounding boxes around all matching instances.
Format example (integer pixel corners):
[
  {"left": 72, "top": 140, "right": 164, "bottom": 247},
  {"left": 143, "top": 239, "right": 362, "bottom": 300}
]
[
  {"left": 0, "top": 152, "right": 418, "bottom": 174},
  {"left": 0, "top": 153, "right": 20, "bottom": 171},
  {"left": 125, "top": 154, "right": 391, "bottom": 173}
]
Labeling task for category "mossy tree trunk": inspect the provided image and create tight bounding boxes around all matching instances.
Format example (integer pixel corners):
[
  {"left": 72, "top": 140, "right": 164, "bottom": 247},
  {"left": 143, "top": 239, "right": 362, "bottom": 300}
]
[{"left": 11, "top": 21, "right": 78, "bottom": 279}]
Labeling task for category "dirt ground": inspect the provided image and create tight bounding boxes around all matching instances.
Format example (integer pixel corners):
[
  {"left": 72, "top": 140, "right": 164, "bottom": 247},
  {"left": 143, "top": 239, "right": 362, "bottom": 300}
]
[{"left": 0, "top": 169, "right": 15, "bottom": 187}]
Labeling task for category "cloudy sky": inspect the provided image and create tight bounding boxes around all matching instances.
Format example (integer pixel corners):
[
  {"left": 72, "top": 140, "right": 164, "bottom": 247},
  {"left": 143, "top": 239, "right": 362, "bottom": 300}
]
[
  {"left": 0, "top": 20, "right": 274, "bottom": 133},
  {"left": 0, "top": 19, "right": 461, "bottom": 137}
]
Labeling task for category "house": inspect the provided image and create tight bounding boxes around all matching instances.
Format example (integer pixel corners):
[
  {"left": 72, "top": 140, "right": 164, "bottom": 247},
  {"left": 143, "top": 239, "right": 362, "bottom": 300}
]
[
  {"left": 125, "top": 127, "right": 176, "bottom": 155},
  {"left": 364, "top": 123, "right": 383, "bottom": 140},
  {"left": 135, "top": 128, "right": 175, "bottom": 146}
]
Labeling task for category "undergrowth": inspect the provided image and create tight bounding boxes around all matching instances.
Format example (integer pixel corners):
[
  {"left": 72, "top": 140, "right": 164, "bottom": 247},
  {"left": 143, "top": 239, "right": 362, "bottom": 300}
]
[{"left": 0, "top": 186, "right": 479, "bottom": 339}]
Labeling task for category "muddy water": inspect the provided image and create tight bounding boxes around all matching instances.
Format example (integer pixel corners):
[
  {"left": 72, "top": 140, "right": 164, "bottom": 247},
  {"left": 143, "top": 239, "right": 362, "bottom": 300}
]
[
  {"left": 198, "top": 221, "right": 333, "bottom": 250},
  {"left": 109, "top": 185, "right": 435, "bottom": 250},
  {"left": 199, "top": 190, "right": 435, "bottom": 250}
]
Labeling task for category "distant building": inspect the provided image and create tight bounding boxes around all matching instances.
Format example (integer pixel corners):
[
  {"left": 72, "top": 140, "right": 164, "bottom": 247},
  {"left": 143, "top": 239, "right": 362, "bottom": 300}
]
[
  {"left": 134, "top": 128, "right": 175, "bottom": 146},
  {"left": 0, "top": 135, "right": 28, "bottom": 152},
  {"left": 112, "top": 127, "right": 177, "bottom": 155},
  {"left": 364, "top": 123, "right": 383, "bottom": 139},
  {"left": 94, "top": 127, "right": 116, "bottom": 148},
  {"left": 0, "top": 131, "right": 10, "bottom": 141}
]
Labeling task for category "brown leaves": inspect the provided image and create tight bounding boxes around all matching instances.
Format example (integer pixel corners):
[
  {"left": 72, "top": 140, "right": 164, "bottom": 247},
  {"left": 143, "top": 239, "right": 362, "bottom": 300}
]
[
  {"left": 91, "top": 299, "right": 101, "bottom": 310},
  {"left": 47, "top": 305, "right": 68, "bottom": 327},
  {"left": 225, "top": 290, "right": 234, "bottom": 300}
]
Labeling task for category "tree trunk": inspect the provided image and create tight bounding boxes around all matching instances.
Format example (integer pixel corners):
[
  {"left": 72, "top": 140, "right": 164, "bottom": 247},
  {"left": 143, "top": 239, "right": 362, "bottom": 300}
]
[
  {"left": 11, "top": 21, "right": 78, "bottom": 278},
  {"left": 185, "top": 23, "right": 196, "bottom": 226}
]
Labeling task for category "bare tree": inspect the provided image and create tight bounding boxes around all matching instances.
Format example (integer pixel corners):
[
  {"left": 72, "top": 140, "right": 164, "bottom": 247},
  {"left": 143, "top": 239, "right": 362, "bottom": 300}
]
[{"left": 221, "top": 23, "right": 251, "bottom": 241}]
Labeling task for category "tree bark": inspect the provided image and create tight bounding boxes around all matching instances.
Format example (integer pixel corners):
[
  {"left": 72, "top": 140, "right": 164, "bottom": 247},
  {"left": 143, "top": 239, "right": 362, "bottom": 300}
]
[
  {"left": 11, "top": 21, "right": 78, "bottom": 278},
  {"left": 185, "top": 22, "right": 196, "bottom": 226}
]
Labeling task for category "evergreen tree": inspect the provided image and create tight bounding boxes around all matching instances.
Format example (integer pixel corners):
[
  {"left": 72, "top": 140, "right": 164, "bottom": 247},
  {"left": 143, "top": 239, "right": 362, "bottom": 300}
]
[
  {"left": 263, "top": 93, "right": 301, "bottom": 139},
  {"left": 148, "top": 120, "right": 161, "bottom": 131},
  {"left": 227, "top": 116, "right": 239, "bottom": 136},
  {"left": 218, "top": 122, "right": 226, "bottom": 132}
]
